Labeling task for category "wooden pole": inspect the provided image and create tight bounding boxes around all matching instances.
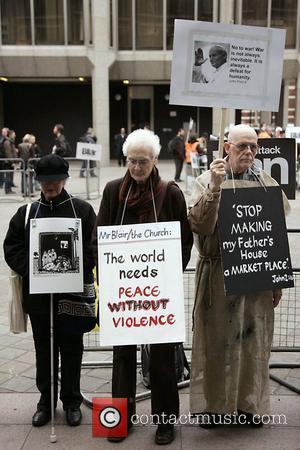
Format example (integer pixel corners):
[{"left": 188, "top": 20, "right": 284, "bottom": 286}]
[{"left": 218, "top": 108, "right": 227, "bottom": 158}]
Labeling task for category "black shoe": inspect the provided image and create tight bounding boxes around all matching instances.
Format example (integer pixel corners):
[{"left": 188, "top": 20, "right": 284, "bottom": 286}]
[
  {"left": 237, "top": 410, "right": 264, "bottom": 427},
  {"left": 198, "top": 412, "right": 218, "bottom": 429},
  {"left": 32, "top": 409, "right": 51, "bottom": 427},
  {"left": 79, "top": 174, "right": 85, "bottom": 178},
  {"left": 66, "top": 407, "right": 82, "bottom": 426},
  {"left": 107, "top": 424, "right": 131, "bottom": 443},
  {"left": 90, "top": 173, "right": 97, "bottom": 177},
  {"left": 107, "top": 436, "right": 126, "bottom": 443},
  {"left": 155, "top": 424, "right": 175, "bottom": 445}
]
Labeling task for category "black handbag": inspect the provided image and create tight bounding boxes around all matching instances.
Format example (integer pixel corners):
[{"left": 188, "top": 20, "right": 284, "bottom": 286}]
[{"left": 57, "top": 281, "right": 97, "bottom": 334}]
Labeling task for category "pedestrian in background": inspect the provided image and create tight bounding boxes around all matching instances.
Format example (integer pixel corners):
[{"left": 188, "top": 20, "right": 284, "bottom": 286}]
[
  {"left": 0, "top": 127, "right": 10, "bottom": 189},
  {"left": 53, "top": 124, "right": 72, "bottom": 157},
  {"left": 18, "top": 133, "right": 35, "bottom": 196},
  {"left": 3, "top": 129, "right": 17, "bottom": 194},
  {"left": 79, "top": 127, "right": 97, "bottom": 178},
  {"left": 114, "top": 127, "right": 127, "bottom": 166},
  {"left": 168, "top": 128, "right": 185, "bottom": 182}
]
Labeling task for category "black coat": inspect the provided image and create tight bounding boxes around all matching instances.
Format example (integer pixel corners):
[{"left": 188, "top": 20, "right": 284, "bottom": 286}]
[
  {"left": 95, "top": 176, "right": 193, "bottom": 271},
  {"left": 3, "top": 189, "right": 96, "bottom": 314}
]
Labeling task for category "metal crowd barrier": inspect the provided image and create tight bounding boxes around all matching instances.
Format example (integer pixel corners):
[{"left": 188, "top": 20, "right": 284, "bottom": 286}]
[
  {"left": 0, "top": 157, "right": 101, "bottom": 202},
  {"left": 82, "top": 254, "right": 300, "bottom": 405},
  {"left": 0, "top": 158, "right": 27, "bottom": 202}
]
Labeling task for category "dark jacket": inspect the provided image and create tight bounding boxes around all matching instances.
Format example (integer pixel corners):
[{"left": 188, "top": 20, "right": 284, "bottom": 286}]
[
  {"left": 18, "top": 142, "right": 35, "bottom": 163},
  {"left": 54, "top": 134, "right": 71, "bottom": 157},
  {"left": 3, "top": 188, "right": 96, "bottom": 314},
  {"left": 168, "top": 136, "right": 185, "bottom": 161},
  {"left": 95, "top": 176, "right": 193, "bottom": 271},
  {"left": 114, "top": 133, "right": 127, "bottom": 154}
]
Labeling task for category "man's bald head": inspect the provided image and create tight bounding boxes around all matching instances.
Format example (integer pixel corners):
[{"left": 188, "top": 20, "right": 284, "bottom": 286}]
[
  {"left": 228, "top": 124, "right": 258, "bottom": 144},
  {"left": 224, "top": 124, "right": 258, "bottom": 174}
]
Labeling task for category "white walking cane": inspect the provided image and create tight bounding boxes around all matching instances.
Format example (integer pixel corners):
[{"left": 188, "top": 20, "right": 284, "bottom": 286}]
[{"left": 50, "top": 293, "right": 57, "bottom": 443}]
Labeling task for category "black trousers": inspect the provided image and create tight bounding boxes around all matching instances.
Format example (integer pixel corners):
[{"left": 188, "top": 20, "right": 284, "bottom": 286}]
[
  {"left": 174, "top": 159, "right": 183, "bottom": 181},
  {"left": 118, "top": 149, "right": 126, "bottom": 166},
  {"left": 29, "top": 313, "right": 83, "bottom": 411},
  {"left": 112, "top": 343, "right": 179, "bottom": 424}
]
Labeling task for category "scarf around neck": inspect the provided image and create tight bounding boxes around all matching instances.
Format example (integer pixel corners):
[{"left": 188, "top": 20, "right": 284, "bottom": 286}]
[{"left": 119, "top": 166, "right": 164, "bottom": 223}]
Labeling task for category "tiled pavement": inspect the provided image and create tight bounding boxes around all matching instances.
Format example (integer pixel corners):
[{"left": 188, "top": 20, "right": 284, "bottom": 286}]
[{"left": 0, "top": 161, "right": 299, "bottom": 449}]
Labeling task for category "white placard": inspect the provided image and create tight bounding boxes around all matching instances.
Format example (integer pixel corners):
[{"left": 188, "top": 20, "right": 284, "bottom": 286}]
[
  {"left": 76, "top": 142, "right": 102, "bottom": 161},
  {"left": 285, "top": 126, "right": 300, "bottom": 143},
  {"left": 30, "top": 218, "right": 83, "bottom": 294},
  {"left": 98, "top": 222, "right": 185, "bottom": 346},
  {"left": 170, "top": 20, "right": 285, "bottom": 111}
]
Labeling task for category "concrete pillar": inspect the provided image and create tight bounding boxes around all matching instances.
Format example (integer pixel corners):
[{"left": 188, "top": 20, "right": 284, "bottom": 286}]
[
  {"left": 283, "top": 79, "right": 290, "bottom": 127},
  {"left": 91, "top": 0, "right": 111, "bottom": 165},
  {"left": 219, "top": 0, "right": 235, "bottom": 23},
  {"left": 0, "top": 86, "right": 4, "bottom": 129},
  {"left": 296, "top": 76, "right": 300, "bottom": 126},
  {"left": 260, "top": 111, "right": 272, "bottom": 126},
  {"left": 212, "top": 108, "right": 236, "bottom": 137}
]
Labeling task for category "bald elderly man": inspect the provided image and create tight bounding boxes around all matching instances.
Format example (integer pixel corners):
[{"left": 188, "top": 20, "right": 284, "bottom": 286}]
[{"left": 188, "top": 124, "right": 289, "bottom": 427}]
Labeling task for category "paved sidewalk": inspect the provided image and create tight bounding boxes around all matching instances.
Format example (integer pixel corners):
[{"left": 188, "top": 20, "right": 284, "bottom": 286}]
[{"left": 0, "top": 161, "right": 299, "bottom": 449}]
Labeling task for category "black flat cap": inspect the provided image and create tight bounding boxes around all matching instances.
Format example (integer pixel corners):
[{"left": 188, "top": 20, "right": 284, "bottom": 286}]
[{"left": 35, "top": 154, "right": 69, "bottom": 182}]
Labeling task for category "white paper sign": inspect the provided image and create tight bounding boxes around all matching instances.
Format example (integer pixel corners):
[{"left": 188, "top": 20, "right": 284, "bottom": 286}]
[
  {"left": 285, "top": 126, "right": 300, "bottom": 143},
  {"left": 76, "top": 142, "right": 102, "bottom": 161},
  {"left": 30, "top": 218, "right": 83, "bottom": 294},
  {"left": 170, "top": 20, "right": 285, "bottom": 111},
  {"left": 98, "top": 222, "right": 185, "bottom": 346}
]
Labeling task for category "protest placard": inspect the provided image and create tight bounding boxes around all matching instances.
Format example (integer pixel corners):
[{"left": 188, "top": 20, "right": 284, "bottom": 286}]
[
  {"left": 170, "top": 20, "right": 285, "bottom": 111},
  {"left": 97, "top": 222, "right": 185, "bottom": 346},
  {"left": 76, "top": 142, "right": 102, "bottom": 161},
  {"left": 206, "top": 138, "right": 296, "bottom": 199},
  {"left": 218, "top": 186, "right": 294, "bottom": 296},
  {"left": 29, "top": 218, "right": 83, "bottom": 294},
  {"left": 285, "top": 126, "right": 300, "bottom": 143}
]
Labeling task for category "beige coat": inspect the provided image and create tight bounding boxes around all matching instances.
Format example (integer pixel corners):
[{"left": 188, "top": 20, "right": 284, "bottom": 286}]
[{"left": 188, "top": 170, "right": 289, "bottom": 415}]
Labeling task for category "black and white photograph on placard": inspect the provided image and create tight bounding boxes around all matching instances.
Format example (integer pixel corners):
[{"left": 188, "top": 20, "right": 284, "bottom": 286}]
[
  {"left": 37, "top": 231, "right": 78, "bottom": 273},
  {"left": 192, "top": 42, "right": 230, "bottom": 85},
  {"left": 30, "top": 217, "right": 83, "bottom": 294},
  {"left": 170, "top": 20, "right": 285, "bottom": 111}
]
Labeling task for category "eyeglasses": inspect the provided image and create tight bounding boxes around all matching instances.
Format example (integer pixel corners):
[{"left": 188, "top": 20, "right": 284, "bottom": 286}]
[
  {"left": 228, "top": 142, "right": 259, "bottom": 152},
  {"left": 126, "top": 158, "right": 153, "bottom": 167}
]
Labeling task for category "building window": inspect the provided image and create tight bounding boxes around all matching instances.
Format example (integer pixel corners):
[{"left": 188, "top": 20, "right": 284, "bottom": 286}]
[
  {"left": 242, "top": 0, "right": 268, "bottom": 27},
  {"left": 34, "top": 0, "right": 64, "bottom": 45},
  {"left": 1, "top": 0, "right": 31, "bottom": 45},
  {"left": 167, "top": 0, "right": 194, "bottom": 50},
  {"left": 67, "top": 0, "right": 83, "bottom": 44},
  {"left": 136, "top": 0, "right": 163, "bottom": 50},
  {"left": 118, "top": 0, "right": 132, "bottom": 50},
  {"left": 271, "top": 0, "right": 297, "bottom": 49},
  {"left": 197, "top": 0, "right": 213, "bottom": 21}
]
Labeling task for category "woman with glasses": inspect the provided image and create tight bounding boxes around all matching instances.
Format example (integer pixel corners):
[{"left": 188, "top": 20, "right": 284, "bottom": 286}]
[
  {"left": 188, "top": 124, "right": 290, "bottom": 428},
  {"left": 95, "top": 128, "right": 193, "bottom": 445}
]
